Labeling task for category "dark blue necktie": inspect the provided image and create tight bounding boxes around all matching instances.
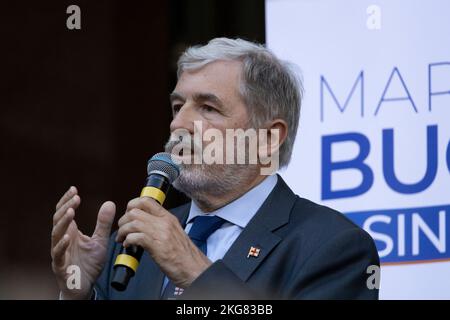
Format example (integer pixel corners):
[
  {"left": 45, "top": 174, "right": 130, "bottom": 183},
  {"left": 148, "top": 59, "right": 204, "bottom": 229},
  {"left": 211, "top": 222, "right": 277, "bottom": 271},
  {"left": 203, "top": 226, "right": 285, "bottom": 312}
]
[{"left": 161, "top": 215, "right": 226, "bottom": 299}]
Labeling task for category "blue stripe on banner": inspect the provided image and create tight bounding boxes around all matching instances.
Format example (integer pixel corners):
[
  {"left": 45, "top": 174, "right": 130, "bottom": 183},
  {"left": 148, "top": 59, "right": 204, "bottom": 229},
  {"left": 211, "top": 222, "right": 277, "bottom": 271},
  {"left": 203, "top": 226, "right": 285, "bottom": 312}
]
[{"left": 345, "top": 204, "right": 449, "bottom": 264}]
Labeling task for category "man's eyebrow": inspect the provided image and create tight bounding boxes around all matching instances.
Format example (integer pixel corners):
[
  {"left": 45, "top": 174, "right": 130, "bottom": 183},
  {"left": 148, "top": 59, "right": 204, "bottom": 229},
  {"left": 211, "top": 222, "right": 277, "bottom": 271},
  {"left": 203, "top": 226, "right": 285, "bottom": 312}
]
[
  {"left": 169, "top": 92, "right": 224, "bottom": 108},
  {"left": 192, "top": 93, "right": 224, "bottom": 108},
  {"left": 169, "top": 92, "right": 184, "bottom": 103}
]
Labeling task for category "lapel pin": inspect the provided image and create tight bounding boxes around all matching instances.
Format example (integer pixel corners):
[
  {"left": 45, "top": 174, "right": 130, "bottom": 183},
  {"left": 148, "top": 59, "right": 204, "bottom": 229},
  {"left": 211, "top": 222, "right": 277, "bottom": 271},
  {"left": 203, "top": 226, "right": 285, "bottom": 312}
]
[
  {"left": 174, "top": 287, "right": 184, "bottom": 296},
  {"left": 247, "top": 246, "right": 261, "bottom": 258}
]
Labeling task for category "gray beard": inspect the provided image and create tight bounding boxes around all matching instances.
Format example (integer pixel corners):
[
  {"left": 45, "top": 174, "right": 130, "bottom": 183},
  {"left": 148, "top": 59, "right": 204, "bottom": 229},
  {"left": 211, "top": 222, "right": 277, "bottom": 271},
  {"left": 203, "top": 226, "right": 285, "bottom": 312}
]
[
  {"left": 164, "top": 140, "right": 259, "bottom": 207},
  {"left": 173, "top": 163, "right": 257, "bottom": 197}
]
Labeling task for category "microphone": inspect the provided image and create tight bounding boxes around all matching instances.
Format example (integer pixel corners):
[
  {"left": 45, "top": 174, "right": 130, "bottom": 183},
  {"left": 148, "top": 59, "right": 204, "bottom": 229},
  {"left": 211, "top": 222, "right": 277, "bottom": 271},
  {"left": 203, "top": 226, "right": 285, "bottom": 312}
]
[{"left": 111, "top": 152, "right": 180, "bottom": 291}]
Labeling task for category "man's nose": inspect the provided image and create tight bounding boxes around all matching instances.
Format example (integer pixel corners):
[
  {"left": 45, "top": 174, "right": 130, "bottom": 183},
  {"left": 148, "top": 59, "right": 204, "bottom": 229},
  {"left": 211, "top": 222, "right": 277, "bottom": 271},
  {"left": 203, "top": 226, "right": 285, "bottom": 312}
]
[{"left": 169, "top": 104, "right": 198, "bottom": 134}]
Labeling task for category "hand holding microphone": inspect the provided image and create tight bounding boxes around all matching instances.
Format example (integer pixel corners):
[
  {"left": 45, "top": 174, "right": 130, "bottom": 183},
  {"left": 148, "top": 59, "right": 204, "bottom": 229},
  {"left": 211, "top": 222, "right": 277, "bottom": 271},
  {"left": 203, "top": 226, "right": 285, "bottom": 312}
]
[
  {"left": 51, "top": 152, "right": 211, "bottom": 297},
  {"left": 50, "top": 152, "right": 177, "bottom": 298},
  {"left": 111, "top": 152, "right": 180, "bottom": 290},
  {"left": 113, "top": 152, "right": 213, "bottom": 291}
]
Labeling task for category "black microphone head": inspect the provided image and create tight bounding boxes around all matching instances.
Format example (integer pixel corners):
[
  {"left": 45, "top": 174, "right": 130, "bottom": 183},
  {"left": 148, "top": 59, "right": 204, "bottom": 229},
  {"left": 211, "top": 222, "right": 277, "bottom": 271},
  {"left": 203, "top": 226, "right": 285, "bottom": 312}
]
[{"left": 147, "top": 152, "right": 180, "bottom": 183}]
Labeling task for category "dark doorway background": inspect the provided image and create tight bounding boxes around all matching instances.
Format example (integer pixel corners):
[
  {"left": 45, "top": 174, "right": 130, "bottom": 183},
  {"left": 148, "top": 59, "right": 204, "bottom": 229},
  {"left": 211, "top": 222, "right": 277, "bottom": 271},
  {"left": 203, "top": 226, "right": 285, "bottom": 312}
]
[{"left": 0, "top": 0, "right": 264, "bottom": 299}]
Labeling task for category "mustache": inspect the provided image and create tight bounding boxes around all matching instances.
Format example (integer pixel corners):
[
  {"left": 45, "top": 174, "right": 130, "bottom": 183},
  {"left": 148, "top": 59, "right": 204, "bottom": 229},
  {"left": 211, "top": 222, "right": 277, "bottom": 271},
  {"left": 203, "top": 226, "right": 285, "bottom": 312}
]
[
  {"left": 164, "top": 139, "right": 202, "bottom": 155},
  {"left": 164, "top": 140, "right": 183, "bottom": 152},
  {"left": 164, "top": 139, "right": 198, "bottom": 169}
]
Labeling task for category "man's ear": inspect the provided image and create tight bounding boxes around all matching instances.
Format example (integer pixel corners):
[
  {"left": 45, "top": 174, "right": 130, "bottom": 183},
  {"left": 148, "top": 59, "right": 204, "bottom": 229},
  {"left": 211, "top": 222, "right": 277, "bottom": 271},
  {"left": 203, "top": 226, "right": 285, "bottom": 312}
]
[
  {"left": 263, "top": 119, "right": 288, "bottom": 157},
  {"left": 256, "top": 119, "right": 288, "bottom": 175}
]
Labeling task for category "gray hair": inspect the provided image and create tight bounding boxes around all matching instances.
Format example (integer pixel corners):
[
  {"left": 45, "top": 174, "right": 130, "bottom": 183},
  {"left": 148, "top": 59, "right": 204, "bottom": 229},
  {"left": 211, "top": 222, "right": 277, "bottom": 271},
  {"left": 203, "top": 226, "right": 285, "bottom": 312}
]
[{"left": 177, "top": 37, "right": 303, "bottom": 168}]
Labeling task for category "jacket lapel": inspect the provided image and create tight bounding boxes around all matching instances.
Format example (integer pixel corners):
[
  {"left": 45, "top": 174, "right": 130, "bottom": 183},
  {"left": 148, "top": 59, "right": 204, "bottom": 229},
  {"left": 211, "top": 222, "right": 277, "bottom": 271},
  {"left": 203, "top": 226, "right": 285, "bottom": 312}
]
[
  {"left": 222, "top": 175, "right": 297, "bottom": 282},
  {"left": 135, "top": 176, "right": 296, "bottom": 298}
]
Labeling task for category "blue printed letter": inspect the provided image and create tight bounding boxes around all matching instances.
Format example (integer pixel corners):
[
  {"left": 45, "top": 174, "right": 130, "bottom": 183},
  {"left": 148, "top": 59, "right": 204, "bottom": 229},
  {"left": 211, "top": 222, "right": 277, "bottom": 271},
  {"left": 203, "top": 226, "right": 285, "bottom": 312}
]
[
  {"left": 383, "top": 125, "right": 438, "bottom": 194},
  {"left": 320, "top": 72, "right": 364, "bottom": 122},
  {"left": 322, "top": 133, "right": 373, "bottom": 199}
]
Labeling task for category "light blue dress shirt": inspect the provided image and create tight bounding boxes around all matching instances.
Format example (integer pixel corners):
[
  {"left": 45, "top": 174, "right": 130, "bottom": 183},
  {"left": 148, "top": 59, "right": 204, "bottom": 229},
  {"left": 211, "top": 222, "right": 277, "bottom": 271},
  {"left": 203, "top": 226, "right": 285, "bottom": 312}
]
[{"left": 161, "top": 174, "right": 278, "bottom": 292}]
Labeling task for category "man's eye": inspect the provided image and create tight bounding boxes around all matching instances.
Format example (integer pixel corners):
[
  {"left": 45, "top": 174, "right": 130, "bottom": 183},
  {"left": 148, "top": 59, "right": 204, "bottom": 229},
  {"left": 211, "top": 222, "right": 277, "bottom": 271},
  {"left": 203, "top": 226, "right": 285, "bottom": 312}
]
[
  {"left": 203, "top": 105, "right": 216, "bottom": 113},
  {"left": 172, "top": 104, "right": 182, "bottom": 114}
]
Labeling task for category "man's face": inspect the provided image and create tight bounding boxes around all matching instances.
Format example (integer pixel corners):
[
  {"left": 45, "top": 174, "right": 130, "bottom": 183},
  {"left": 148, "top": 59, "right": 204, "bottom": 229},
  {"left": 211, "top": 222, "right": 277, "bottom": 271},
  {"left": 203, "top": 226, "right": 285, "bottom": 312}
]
[
  {"left": 169, "top": 60, "right": 249, "bottom": 140},
  {"left": 165, "top": 60, "right": 260, "bottom": 201}
]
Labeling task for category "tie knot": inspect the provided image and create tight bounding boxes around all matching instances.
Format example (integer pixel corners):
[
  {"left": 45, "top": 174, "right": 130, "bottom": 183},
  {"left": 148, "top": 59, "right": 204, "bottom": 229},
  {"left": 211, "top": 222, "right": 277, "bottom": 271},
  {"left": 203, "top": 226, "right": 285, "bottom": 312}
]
[{"left": 188, "top": 215, "right": 226, "bottom": 242}]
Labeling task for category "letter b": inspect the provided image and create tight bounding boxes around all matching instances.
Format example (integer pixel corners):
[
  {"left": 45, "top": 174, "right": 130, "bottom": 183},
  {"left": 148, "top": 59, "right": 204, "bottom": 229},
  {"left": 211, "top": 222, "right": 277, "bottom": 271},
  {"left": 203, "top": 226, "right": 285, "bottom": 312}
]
[{"left": 322, "top": 133, "right": 373, "bottom": 199}]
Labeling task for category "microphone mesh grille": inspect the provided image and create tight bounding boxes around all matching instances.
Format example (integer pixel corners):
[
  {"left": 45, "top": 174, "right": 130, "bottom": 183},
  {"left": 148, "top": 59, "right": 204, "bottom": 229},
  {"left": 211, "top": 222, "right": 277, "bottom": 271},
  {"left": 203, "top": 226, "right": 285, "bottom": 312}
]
[{"left": 147, "top": 152, "right": 180, "bottom": 183}]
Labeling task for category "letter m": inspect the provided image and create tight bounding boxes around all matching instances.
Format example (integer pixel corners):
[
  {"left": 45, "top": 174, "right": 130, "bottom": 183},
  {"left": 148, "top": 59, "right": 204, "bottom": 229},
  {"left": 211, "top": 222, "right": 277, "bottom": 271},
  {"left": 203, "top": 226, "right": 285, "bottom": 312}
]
[{"left": 320, "top": 72, "right": 364, "bottom": 122}]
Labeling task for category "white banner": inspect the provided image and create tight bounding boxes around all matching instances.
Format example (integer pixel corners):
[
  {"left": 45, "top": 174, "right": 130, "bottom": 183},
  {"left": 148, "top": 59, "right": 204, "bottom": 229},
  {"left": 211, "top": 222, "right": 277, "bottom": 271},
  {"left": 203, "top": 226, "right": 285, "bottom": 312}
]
[{"left": 266, "top": 0, "right": 450, "bottom": 299}]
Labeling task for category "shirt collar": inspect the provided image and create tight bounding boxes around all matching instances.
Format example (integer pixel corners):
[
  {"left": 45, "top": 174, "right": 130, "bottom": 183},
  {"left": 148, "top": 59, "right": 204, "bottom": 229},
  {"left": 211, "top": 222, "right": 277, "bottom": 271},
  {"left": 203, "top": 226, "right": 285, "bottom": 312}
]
[{"left": 186, "top": 174, "right": 278, "bottom": 229}]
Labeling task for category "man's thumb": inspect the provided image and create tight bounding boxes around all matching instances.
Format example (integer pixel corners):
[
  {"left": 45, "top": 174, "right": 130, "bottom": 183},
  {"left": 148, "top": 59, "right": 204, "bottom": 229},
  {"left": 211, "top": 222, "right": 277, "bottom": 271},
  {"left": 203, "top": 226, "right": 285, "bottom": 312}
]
[{"left": 93, "top": 201, "right": 116, "bottom": 240}]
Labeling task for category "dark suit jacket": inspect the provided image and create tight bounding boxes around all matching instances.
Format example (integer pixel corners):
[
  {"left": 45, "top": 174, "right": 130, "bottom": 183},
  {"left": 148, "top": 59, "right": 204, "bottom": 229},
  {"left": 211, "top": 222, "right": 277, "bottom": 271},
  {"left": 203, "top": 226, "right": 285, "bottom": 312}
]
[{"left": 94, "top": 175, "right": 380, "bottom": 299}]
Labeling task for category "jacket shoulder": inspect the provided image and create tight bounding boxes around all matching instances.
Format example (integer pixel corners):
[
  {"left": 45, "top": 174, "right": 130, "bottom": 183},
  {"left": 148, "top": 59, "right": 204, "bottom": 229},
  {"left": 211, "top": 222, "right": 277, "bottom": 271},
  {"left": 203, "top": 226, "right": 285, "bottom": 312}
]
[
  {"left": 291, "top": 197, "right": 362, "bottom": 231},
  {"left": 285, "top": 196, "right": 377, "bottom": 255}
]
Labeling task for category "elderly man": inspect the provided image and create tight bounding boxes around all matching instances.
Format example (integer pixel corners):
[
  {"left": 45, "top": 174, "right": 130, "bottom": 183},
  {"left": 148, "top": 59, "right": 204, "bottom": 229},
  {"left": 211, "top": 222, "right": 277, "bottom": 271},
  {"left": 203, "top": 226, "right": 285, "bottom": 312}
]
[{"left": 51, "top": 38, "right": 380, "bottom": 300}]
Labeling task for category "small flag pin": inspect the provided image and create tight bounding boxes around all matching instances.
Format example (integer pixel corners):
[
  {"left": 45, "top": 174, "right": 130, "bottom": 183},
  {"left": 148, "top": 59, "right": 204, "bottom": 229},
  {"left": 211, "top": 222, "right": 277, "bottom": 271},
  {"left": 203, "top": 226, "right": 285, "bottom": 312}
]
[
  {"left": 247, "top": 246, "right": 261, "bottom": 258},
  {"left": 174, "top": 287, "right": 184, "bottom": 296}
]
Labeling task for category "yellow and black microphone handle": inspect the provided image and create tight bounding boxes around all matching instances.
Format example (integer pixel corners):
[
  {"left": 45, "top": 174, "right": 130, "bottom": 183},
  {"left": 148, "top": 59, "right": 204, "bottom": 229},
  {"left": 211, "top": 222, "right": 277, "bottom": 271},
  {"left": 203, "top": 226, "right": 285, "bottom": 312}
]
[{"left": 110, "top": 173, "right": 170, "bottom": 291}]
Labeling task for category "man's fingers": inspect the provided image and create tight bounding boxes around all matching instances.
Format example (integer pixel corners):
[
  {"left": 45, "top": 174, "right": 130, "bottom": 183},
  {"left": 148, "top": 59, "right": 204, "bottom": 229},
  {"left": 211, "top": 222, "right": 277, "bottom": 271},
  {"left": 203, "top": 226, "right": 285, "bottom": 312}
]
[
  {"left": 56, "top": 186, "right": 77, "bottom": 211},
  {"left": 92, "top": 201, "right": 116, "bottom": 240},
  {"left": 123, "top": 233, "right": 146, "bottom": 248},
  {"left": 116, "top": 219, "right": 146, "bottom": 243},
  {"left": 118, "top": 208, "right": 139, "bottom": 228},
  {"left": 126, "top": 197, "right": 141, "bottom": 212},
  {"left": 126, "top": 197, "right": 166, "bottom": 217},
  {"left": 52, "top": 234, "right": 70, "bottom": 267},
  {"left": 51, "top": 208, "right": 75, "bottom": 249},
  {"left": 53, "top": 194, "right": 80, "bottom": 226}
]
